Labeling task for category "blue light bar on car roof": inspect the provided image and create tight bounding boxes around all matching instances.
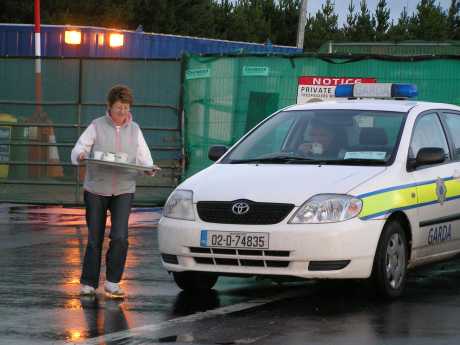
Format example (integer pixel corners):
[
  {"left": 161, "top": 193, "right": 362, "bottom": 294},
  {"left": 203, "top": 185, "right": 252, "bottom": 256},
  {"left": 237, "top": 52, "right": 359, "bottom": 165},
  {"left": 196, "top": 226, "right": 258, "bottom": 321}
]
[{"left": 335, "top": 83, "right": 418, "bottom": 99}]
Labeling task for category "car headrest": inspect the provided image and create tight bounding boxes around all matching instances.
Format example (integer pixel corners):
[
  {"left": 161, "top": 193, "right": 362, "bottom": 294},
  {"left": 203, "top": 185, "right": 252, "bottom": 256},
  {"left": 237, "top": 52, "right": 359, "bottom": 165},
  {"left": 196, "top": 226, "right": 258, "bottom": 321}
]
[{"left": 359, "top": 127, "right": 388, "bottom": 146}]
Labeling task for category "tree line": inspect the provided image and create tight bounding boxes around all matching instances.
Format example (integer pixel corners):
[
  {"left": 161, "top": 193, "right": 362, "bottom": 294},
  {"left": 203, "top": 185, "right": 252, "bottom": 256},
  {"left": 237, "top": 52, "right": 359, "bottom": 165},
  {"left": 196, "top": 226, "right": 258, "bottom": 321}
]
[{"left": 1, "top": 0, "right": 460, "bottom": 50}]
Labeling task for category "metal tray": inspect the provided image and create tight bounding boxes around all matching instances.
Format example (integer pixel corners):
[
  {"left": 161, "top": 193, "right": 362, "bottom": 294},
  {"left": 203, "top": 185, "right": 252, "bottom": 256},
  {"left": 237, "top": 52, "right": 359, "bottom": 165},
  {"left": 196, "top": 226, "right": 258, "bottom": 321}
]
[{"left": 84, "top": 158, "right": 158, "bottom": 172}]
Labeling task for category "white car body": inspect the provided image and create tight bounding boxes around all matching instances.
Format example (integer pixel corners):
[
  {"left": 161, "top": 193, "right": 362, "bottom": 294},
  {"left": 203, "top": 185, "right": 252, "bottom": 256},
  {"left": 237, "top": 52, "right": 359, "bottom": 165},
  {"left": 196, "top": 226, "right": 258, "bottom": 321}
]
[{"left": 159, "top": 98, "right": 460, "bottom": 295}]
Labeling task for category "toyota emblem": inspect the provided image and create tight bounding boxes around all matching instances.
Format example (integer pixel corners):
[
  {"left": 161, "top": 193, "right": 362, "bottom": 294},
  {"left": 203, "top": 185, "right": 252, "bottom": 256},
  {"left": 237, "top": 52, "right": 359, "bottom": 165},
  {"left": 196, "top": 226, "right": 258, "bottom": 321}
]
[{"left": 232, "top": 202, "right": 250, "bottom": 215}]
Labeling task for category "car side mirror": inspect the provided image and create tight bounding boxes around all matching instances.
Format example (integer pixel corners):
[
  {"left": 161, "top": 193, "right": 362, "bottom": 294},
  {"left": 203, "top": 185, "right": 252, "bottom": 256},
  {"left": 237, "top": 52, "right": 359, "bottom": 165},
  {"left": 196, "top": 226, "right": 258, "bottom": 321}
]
[
  {"left": 413, "top": 147, "right": 446, "bottom": 169},
  {"left": 208, "top": 145, "right": 228, "bottom": 161}
]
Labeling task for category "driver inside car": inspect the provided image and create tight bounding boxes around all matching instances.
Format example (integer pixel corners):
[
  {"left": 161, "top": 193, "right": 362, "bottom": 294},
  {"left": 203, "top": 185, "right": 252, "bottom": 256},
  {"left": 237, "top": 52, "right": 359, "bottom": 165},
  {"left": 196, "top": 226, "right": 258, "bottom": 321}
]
[{"left": 297, "top": 119, "right": 341, "bottom": 158}]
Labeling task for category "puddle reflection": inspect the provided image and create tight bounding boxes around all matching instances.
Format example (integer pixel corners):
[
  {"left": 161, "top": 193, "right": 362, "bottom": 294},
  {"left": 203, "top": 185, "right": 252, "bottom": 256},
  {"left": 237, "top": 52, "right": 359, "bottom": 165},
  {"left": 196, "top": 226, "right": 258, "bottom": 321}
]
[
  {"left": 158, "top": 334, "right": 195, "bottom": 343},
  {"left": 172, "top": 290, "right": 220, "bottom": 316},
  {"left": 71, "top": 295, "right": 129, "bottom": 342},
  {"left": 4, "top": 205, "right": 161, "bottom": 227}
]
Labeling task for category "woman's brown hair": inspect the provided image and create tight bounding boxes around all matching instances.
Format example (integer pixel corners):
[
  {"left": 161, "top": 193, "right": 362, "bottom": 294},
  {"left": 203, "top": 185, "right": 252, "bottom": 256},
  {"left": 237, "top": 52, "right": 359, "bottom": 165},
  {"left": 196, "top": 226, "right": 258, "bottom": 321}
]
[{"left": 107, "top": 85, "right": 133, "bottom": 107}]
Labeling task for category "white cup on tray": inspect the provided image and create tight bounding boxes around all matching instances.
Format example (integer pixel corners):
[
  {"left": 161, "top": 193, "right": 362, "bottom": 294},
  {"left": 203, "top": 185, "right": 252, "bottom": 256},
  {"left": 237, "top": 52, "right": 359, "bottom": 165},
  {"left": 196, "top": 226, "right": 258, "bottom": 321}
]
[
  {"left": 102, "top": 152, "right": 116, "bottom": 162},
  {"left": 115, "top": 152, "right": 128, "bottom": 163},
  {"left": 92, "top": 151, "right": 104, "bottom": 160}
]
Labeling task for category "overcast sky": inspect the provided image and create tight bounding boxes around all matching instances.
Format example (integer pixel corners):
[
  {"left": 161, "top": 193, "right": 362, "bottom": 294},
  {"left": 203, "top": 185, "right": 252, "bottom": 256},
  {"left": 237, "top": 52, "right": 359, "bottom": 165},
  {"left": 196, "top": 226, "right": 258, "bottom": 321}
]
[{"left": 308, "top": 0, "right": 453, "bottom": 26}]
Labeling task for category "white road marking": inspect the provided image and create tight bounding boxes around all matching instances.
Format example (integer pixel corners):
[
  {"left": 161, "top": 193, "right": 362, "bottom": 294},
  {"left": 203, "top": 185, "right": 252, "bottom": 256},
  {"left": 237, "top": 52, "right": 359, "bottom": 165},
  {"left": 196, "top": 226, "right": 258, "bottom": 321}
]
[{"left": 65, "top": 288, "right": 306, "bottom": 345}]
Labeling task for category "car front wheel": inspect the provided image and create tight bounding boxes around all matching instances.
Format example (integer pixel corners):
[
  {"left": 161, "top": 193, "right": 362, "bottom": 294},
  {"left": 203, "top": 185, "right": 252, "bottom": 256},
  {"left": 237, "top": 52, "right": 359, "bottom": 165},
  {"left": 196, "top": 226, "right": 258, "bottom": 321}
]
[
  {"left": 372, "top": 221, "right": 408, "bottom": 299},
  {"left": 172, "top": 271, "right": 218, "bottom": 291}
]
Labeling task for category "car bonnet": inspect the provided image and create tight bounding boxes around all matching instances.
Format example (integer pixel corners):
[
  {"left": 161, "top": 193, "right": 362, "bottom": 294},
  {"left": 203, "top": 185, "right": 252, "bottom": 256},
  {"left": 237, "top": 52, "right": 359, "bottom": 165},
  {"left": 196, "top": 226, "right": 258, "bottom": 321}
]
[{"left": 180, "top": 164, "right": 387, "bottom": 206}]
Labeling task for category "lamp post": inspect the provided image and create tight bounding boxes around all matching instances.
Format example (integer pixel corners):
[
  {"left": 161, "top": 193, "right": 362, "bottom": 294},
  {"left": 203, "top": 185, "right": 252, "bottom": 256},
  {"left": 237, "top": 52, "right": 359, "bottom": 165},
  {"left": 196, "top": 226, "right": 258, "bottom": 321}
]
[{"left": 296, "top": 0, "right": 308, "bottom": 50}]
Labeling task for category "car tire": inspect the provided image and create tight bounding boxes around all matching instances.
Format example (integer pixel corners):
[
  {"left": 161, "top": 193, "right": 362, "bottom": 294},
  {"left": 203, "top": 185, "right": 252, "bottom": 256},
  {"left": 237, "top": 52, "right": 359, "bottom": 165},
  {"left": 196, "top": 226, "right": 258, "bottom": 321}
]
[
  {"left": 173, "top": 272, "right": 218, "bottom": 291},
  {"left": 372, "top": 221, "right": 408, "bottom": 299}
]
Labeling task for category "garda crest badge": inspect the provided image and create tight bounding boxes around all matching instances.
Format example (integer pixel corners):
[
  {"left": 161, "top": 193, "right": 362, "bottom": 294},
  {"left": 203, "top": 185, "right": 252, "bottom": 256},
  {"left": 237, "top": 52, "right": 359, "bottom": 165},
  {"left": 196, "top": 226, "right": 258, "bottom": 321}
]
[{"left": 436, "top": 178, "right": 447, "bottom": 205}]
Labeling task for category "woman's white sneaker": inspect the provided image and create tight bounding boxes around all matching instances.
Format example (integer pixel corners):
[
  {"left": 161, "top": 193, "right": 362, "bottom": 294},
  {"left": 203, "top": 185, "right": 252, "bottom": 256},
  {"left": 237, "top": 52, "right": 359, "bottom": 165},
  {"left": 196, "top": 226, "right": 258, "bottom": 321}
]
[
  {"left": 80, "top": 284, "right": 96, "bottom": 296},
  {"left": 104, "top": 281, "right": 125, "bottom": 298}
]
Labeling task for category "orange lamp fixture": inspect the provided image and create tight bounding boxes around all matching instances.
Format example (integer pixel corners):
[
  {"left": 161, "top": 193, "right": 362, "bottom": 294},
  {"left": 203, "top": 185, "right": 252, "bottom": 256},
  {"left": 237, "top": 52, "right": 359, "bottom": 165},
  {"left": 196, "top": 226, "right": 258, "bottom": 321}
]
[
  {"left": 64, "top": 30, "right": 81, "bottom": 45},
  {"left": 109, "top": 33, "right": 124, "bottom": 47}
]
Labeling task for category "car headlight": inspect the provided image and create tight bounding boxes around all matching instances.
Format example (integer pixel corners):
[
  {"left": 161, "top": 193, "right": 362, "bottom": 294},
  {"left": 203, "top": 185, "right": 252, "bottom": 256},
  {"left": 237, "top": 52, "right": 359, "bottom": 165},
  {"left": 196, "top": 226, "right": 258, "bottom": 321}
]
[
  {"left": 163, "top": 189, "right": 195, "bottom": 221},
  {"left": 289, "top": 194, "right": 362, "bottom": 224}
]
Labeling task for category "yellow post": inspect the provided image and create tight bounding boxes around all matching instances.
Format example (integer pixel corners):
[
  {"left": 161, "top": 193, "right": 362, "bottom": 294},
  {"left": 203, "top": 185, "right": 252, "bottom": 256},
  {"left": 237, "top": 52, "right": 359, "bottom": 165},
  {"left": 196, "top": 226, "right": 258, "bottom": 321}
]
[{"left": 0, "top": 113, "right": 17, "bottom": 178}]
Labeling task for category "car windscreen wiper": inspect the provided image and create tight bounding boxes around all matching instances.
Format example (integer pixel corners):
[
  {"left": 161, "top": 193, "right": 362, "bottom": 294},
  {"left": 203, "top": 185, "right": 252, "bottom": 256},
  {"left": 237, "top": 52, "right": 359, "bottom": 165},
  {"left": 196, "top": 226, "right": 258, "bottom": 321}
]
[
  {"left": 327, "top": 158, "right": 387, "bottom": 166},
  {"left": 229, "top": 156, "right": 321, "bottom": 164}
]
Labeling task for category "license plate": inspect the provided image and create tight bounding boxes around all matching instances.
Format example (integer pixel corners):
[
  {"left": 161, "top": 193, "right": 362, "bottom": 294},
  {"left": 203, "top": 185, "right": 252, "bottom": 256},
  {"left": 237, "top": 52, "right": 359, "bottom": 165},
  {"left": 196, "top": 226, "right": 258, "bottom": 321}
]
[{"left": 200, "top": 230, "right": 269, "bottom": 249}]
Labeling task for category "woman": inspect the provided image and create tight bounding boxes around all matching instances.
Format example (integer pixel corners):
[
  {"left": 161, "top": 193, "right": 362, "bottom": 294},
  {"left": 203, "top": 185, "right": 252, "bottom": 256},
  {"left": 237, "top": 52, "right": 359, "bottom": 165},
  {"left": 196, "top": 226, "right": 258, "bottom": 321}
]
[{"left": 71, "top": 85, "right": 156, "bottom": 298}]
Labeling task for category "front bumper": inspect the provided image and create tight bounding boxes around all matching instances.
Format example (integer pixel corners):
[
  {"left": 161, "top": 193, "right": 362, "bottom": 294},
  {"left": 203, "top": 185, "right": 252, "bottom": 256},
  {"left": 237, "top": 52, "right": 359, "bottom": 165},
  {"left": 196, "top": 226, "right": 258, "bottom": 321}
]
[{"left": 158, "top": 216, "right": 384, "bottom": 279}]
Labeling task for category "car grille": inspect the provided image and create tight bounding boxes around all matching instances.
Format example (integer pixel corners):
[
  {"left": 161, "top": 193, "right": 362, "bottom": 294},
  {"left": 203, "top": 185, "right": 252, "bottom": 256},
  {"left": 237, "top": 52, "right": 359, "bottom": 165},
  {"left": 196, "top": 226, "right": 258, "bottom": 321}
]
[
  {"left": 189, "top": 247, "right": 291, "bottom": 268},
  {"left": 196, "top": 200, "right": 294, "bottom": 225}
]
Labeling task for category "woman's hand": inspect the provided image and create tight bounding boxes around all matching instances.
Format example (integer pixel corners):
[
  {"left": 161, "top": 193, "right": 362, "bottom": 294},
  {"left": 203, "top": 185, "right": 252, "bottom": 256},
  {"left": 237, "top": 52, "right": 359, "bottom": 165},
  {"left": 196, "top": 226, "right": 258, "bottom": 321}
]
[
  {"left": 78, "top": 152, "right": 87, "bottom": 162},
  {"left": 144, "top": 165, "right": 161, "bottom": 176}
]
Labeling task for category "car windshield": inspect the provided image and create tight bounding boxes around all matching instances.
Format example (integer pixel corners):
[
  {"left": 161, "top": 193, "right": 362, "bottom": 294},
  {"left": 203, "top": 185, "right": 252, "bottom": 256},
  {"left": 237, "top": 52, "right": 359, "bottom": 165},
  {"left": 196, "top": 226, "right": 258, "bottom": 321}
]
[{"left": 222, "top": 109, "right": 406, "bottom": 166}]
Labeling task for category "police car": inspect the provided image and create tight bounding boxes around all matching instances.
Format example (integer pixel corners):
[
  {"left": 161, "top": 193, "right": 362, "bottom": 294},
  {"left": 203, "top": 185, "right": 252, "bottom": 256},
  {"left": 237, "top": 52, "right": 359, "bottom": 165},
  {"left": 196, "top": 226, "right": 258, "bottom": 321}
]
[{"left": 159, "top": 83, "right": 460, "bottom": 298}]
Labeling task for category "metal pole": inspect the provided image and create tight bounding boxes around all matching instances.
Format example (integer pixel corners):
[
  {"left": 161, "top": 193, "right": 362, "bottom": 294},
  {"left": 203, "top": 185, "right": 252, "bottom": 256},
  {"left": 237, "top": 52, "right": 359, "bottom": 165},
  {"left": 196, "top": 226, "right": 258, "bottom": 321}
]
[
  {"left": 296, "top": 0, "right": 308, "bottom": 50},
  {"left": 76, "top": 59, "right": 83, "bottom": 203},
  {"left": 34, "top": 0, "right": 42, "bottom": 113},
  {"left": 178, "top": 56, "right": 186, "bottom": 182},
  {"left": 33, "top": 0, "right": 45, "bottom": 177}
]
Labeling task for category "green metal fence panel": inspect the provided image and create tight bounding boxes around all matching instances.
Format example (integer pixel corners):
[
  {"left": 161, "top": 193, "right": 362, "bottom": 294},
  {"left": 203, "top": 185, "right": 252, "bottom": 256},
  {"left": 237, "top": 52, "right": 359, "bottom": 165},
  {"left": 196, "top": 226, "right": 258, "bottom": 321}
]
[
  {"left": 0, "top": 57, "right": 182, "bottom": 205},
  {"left": 318, "top": 41, "right": 460, "bottom": 56},
  {"left": 183, "top": 54, "right": 460, "bottom": 178},
  {"left": 0, "top": 58, "right": 80, "bottom": 102},
  {"left": 82, "top": 60, "right": 181, "bottom": 109}
]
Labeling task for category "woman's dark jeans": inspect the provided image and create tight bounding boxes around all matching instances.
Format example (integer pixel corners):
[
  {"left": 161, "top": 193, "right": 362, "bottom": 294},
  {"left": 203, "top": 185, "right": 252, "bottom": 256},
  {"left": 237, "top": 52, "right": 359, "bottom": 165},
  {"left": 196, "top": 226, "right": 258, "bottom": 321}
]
[{"left": 80, "top": 191, "right": 134, "bottom": 288}]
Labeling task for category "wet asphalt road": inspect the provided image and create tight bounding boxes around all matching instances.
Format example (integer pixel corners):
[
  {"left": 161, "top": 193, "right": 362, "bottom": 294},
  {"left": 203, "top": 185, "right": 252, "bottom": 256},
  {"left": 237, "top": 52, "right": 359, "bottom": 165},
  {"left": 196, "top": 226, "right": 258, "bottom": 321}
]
[{"left": 2, "top": 205, "right": 460, "bottom": 345}]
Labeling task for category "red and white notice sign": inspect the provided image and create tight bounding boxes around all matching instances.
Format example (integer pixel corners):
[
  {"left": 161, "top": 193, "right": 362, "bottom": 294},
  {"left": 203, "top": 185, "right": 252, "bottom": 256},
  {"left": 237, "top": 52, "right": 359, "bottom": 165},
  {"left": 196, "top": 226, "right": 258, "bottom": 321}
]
[{"left": 297, "top": 76, "right": 376, "bottom": 104}]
